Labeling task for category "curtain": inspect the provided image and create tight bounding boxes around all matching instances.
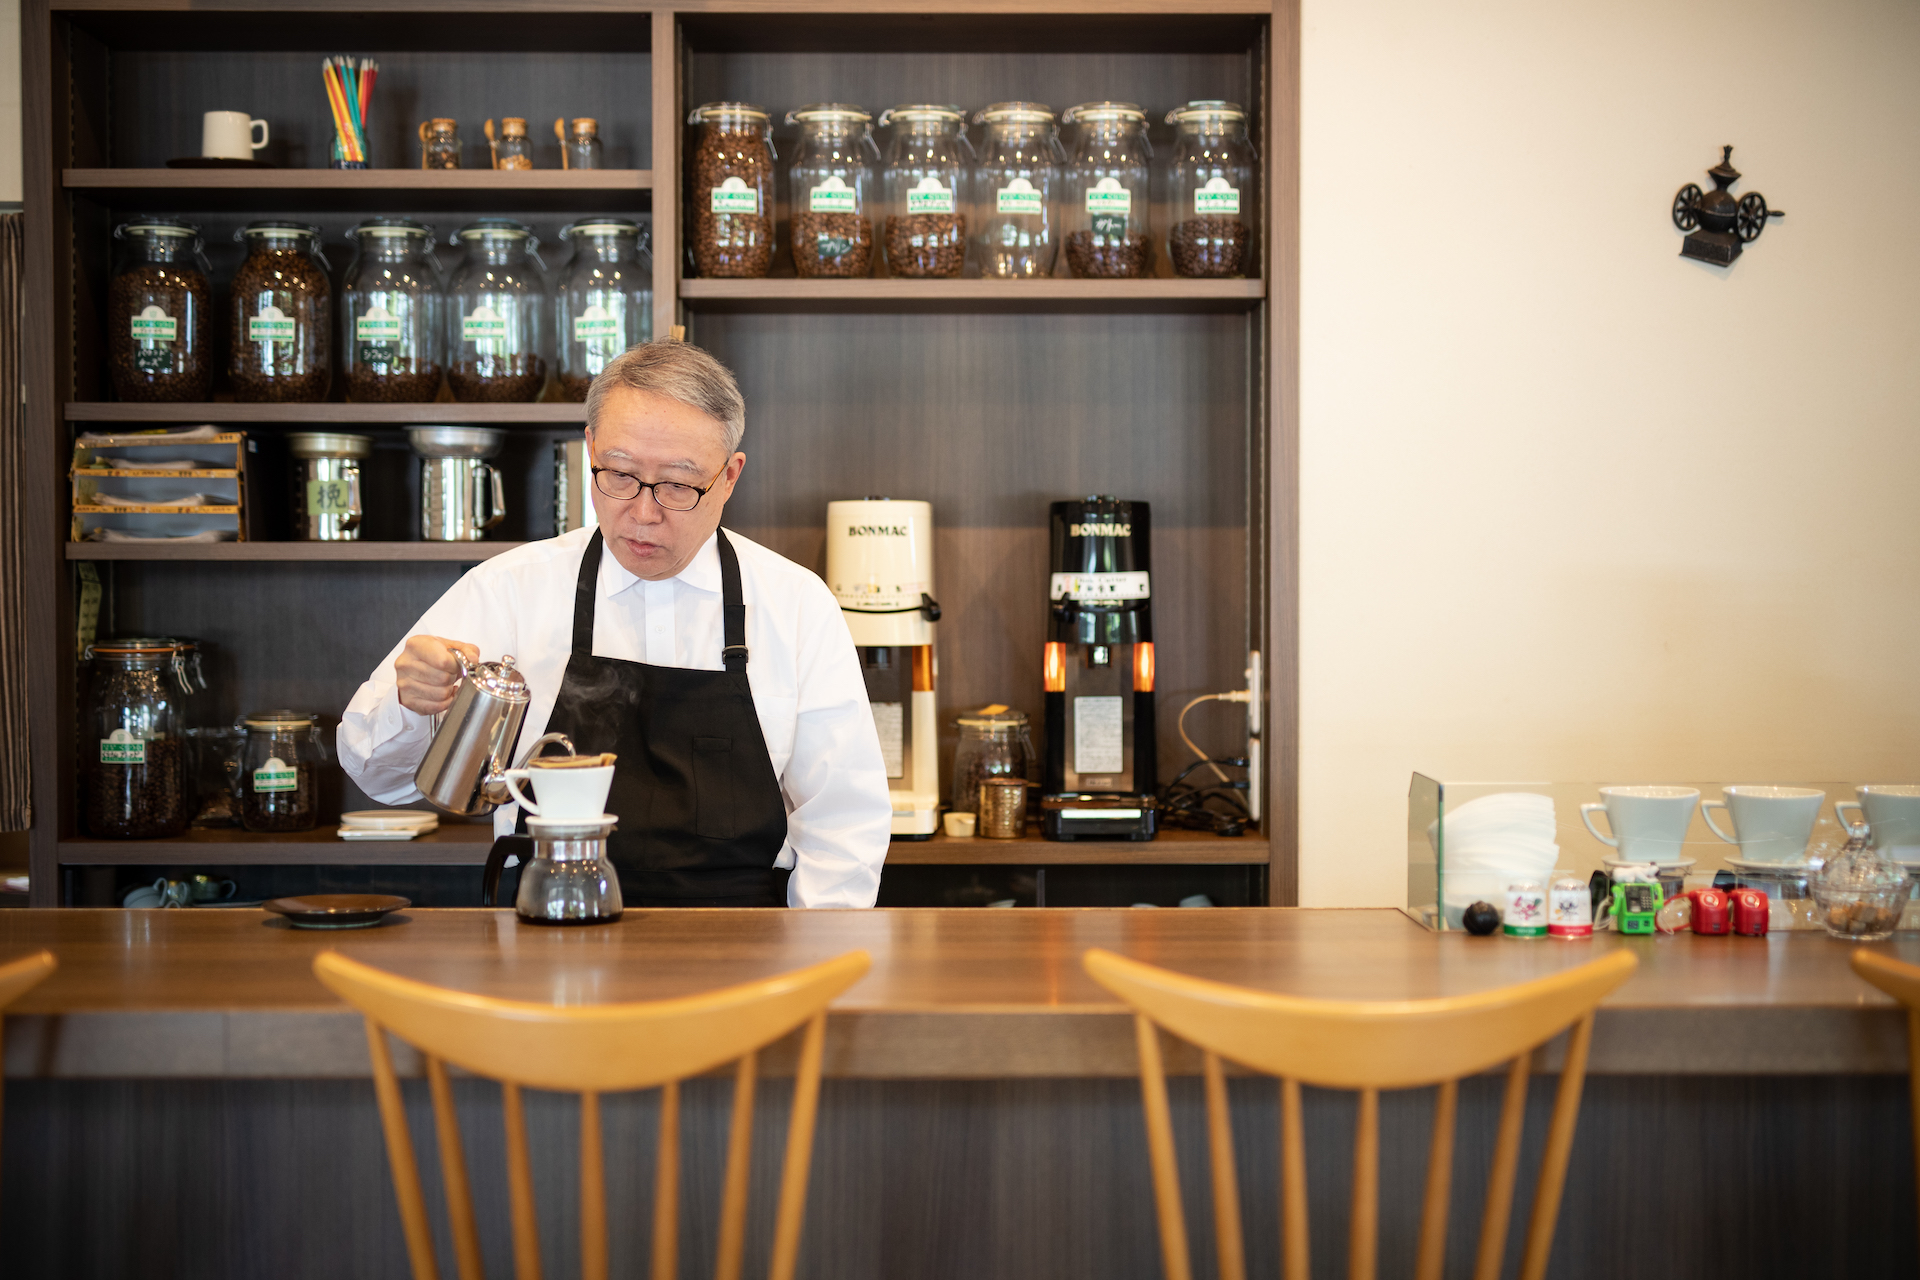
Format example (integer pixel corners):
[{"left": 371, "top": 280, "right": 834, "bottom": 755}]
[{"left": 0, "top": 213, "right": 29, "bottom": 829}]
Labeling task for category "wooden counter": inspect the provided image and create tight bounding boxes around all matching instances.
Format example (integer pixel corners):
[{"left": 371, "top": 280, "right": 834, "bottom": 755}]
[{"left": 1, "top": 907, "right": 1909, "bottom": 1079}]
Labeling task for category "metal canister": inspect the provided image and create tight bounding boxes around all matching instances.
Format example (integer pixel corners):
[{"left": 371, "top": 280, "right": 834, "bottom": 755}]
[
  {"left": 1548, "top": 877, "right": 1592, "bottom": 938},
  {"left": 1503, "top": 881, "right": 1546, "bottom": 938},
  {"left": 287, "top": 432, "right": 370, "bottom": 541},
  {"left": 1731, "top": 887, "right": 1770, "bottom": 936},
  {"left": 979, "top": 777, "right": 1029, "bottom": 839},
  {"left": 1690, "top": 888, "right": 1731, "bottom": 935}
]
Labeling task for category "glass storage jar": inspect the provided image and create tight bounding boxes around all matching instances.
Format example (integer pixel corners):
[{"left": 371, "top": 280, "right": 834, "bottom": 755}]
[
  {"left": 971, "top": 103, "right": 1065, "bottom": 279},
  {"left": 234, "top": 710, "right": 326, "bottom": 833},
  {"left": 951, "top": 706, "right": 1036, "bottom": 820},
  {"left": 560, "top": 117, "right": 603, "bottom": 170},
  {"left": 877, "top": 105, "right": 971, "bottom": 278},
  {"left": 786, "top": 104, "right": 878, "bottom": 279},
  {"left": 341, "top": 217, "right": 443, "bottom": 403},
  {"left": 85, "top": 639, "right": 192, "bottom": 838},
  {"left": 490, "top": 117, "right": 533, "bottom": 169},
  {"left": 108, "top": 217, "right": 213, "bottom": 402},
  {"left": 1165, "top": 100, "right": 1257, "bottom": 278},
  {"left": 1060, "top": 102, "right": 1154, "bottom": 278},
  {"left": 555, "top": 219, "right": 651, "bottom": 402},
  {"left": 230, "top": 221, "right": 331, "bottom": 402},
  {"left": 447, "top": 218, "right": 547, "bottom": 403},
  {"left": 686, "top": 102, "right": 775, "bottom": 278},
  {"left": 420, "top": 118, "right": 461, "bottom": 169}
]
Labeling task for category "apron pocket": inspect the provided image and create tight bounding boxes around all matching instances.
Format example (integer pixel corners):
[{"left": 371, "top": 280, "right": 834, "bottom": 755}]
[{"left": 692, "top": 736, "right": 736, "bottom": 840}]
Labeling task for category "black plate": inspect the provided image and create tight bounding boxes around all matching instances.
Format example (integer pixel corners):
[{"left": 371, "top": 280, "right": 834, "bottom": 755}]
[{"left": 263, "top": 894, "right": 410, "bottom": 929}]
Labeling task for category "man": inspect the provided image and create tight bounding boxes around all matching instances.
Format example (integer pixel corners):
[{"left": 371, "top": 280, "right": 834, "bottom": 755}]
[{"left": 339, "top": 341, "right": 891, "bottom": 907}]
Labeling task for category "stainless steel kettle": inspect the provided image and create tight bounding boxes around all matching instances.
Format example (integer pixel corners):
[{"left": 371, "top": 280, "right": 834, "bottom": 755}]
[{"left": 414, "top": 651, "right": 572, "bottom": 815}]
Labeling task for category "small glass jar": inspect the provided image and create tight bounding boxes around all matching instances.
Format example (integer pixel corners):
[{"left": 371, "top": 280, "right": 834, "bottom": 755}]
[
  {"left": 555, "top": 219, "right": 651, "bottom": 401},
  {"left": 971, "top": 103, "right": 1065, "bottom": 279},
  {"left": 420, "top": 118, "right": 460, "bottom": 170},
  {"left": 786, "top": 104, "right": 878, "bottom": 279},
  {"left": 234, "top": 710, "right": 326, "bottom": 833},
  {"left": 491, "top": 117, "right": 533, "bottom": 169},
  {"left": 560, "top": 117, "right": 603, "bottom": 170},
  {"left": 687, "top": 102, "right": 775, "bottom": 278},
  {"left": 1164, "top": 101, "right": 1257, "bottom": 278},
  {"left": 108, "top": 218, "right": 213, "bottom": 402},
  {"left": 877, "top": 106, "right": 971, "bottom": 278},
  {"left": 341, "top": 217, "right": 443, "bottom": 403},
  {"left": 230, "top": 221, "right": 331, "bottom": 402},
  {"left": 85, "top": 639, "right": 192, "bottom": 838},
  {"left": 951, "top": 707, "right": 1036, "bottom": 820},
  {"left": 447, "top": 218, "right": 547, "bottom": 403},
  {"left": 1813, "top": 834, "right": 1911, "bottom": 941},
  {"left": 1061, "top": 102, "right": 1154, "bottom": 278}
]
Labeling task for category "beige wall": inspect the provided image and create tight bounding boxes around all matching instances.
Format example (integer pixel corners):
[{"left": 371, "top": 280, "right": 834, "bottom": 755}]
[{"left": 1298, "top": 0, "right": 1920, "bottom": 904}]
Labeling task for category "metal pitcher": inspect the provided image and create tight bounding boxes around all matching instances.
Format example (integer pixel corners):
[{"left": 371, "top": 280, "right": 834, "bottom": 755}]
[{"left": 413, "top": 651, "right": 572, "bottom": 815}]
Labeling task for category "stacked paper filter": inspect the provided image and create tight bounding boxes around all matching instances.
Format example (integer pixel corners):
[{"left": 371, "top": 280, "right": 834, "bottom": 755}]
[
  {"left": 338, "top": 809, "right": 438, "bottom": 841},
  {"left": 1435, "top": 792, "right": 1560, "bottom": 929}
]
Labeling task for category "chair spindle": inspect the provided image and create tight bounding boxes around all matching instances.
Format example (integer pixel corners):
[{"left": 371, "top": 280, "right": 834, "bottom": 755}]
[
  {"left": 1280, "top": 1077, "right": 1309, "bottom": 1280},
  {"left": 1471, "top": 1054, "right": 1531, "bottom": 1280},
  {"left": 581, "top": 1091, "right": 606, "bottom": 1280},
  {"left": 502, "top": 1081, "right": 544, "bottom": 1280},
  {"left": 652, "top": 1079, "right": 681, "bottom": 1280},
  {"left": 427, "top": 1056, "right": 485, "bottom": 1280},
  {"left": 1202, "top": 1051, "right": 1247, "bottom": 1280},
  {"left": 366, "top": 1019, "right": 442, "bottom": 1280},
  {"left": 715, "top": 1051, "right": 758, "bottom": 1280},
  {"left": 1413, "top": 1078, "right": 1458, "bottom": 1280}
]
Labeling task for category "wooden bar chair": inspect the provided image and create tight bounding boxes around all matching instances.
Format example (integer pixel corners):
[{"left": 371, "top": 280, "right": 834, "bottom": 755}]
[
  {"left": 314, "top": 949, "right": 870, "bottom": 1280},
  {"left": 0, "top": 949, "right": 56, "bottom": 1193},
  {"left": 1082, "top": 947, "right": 1636, "bottom": 1280},
  {"left": 1848, "top": 949, "right": 1920, "bottom": 1262}
]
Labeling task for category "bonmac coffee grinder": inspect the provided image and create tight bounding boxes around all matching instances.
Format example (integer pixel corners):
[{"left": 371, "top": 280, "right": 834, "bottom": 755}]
[
  {"left": 1042, "top": 497, "right": 1158, "bottom": 840},
  {"left": 826, "top": 498, "right": 942, "bottom": 839}
]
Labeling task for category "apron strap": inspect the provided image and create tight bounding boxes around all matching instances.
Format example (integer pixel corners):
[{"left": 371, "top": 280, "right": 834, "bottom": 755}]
[
  {"left": 717, "top": 528, "right": 749, "bottom": 672},
  {"left": 572, "top": 529, "right": 604, "bottom": 654}
]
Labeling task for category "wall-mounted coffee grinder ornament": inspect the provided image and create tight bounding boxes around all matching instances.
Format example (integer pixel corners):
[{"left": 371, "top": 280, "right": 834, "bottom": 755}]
[{"left": 1671, "top": 145, "right": 1783, "bottom": 266}]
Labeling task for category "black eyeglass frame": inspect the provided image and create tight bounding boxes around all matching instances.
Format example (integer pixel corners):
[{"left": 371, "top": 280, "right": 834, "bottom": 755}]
[{"left": 589, "top": 458, "right": 731, "bottom": 511}]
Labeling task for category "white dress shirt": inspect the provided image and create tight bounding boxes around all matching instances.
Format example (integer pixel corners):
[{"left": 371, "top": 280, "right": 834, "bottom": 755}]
[{"left": 337, "top": 526, "right": 892, "bottom": 907}]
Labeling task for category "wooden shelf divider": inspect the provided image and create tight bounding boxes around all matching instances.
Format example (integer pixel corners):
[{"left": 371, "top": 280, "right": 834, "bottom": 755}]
[
  {"left": 64, "top": 168, "right": 652, "bottom": 214},
  {"left": 680, "top": 277, "right": 1265, "bottom": 314},
  {"left": 67, "top": 403, "right": 585, "bottom": 425},
  {"left": 65, "top": 541, "right": 525, "bottom": 562}
]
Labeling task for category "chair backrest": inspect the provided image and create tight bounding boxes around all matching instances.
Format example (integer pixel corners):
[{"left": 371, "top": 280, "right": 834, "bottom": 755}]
[
  {"left": 314, "top": 948, "right": 871, "bottom": 1280},
  {"left": 1083, "top": 947, "right": 1636, "bottom": 1280}
]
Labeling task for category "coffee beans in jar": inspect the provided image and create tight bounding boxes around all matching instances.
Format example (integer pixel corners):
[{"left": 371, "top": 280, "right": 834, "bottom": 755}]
[
  {"left": 447, "top": 219, "right": 548, "bottom": 403},
  {"left": 1060, "top": 102, "right": 1154, "bottom": 279},
  {"left": 878, "top": 105, "right": 971, "bottom": 278},
  {"left": 108, "top": 218, "right": 213, "bottom": 402},
  {"left": 230, "top": 222, "right": 332, "bottom": 402},
  {"left": 688, "top": 102, "right": 775, "bottom": 278},
  {"left": 342, "top": 217, "right": 444, "bottom": 403},
  {"left": 235, "top": 711, "right": 325, "bottom": 833},
  {"left": 84, "top": 639, "right": 192, "bottom": 838},
  {"left": 1164, "top": 101, "right": 1258, "bottom": 278},
  {"left": 787, "top": 104, "right": 878, "bottom": 279}
]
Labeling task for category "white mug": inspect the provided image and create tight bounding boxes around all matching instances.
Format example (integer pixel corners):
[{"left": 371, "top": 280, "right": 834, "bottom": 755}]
[
  {"left": 1579, "top": 786, "right": 1698, "bottom": 864},
  {"left": 1834, "top": 785, "right": 1920, "bottom": 853},
  {"left": 503, "top": 763, "right": 614, "bottom": 821},
  {"left": 202, "top": 111, "right": 268, "bottom": 161},
  {"left": 1700, "top": 785, "right": 1823, "bottom": 864}
]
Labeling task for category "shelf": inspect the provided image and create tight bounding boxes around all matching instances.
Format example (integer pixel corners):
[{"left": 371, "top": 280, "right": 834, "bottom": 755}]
[
  {"left": 885, "top": 827, "right": 1268, "bottom": 866},
  {"left": 66, "top": 541, "right": 525, "bottom": 562},
  {"left": 67, "top": 403, "right": 584, "bottom": 426},
  {"left": 64, "top": 169, "right": 652, "bottom": 214},
  {"left": 59, "top": 823, "right": 497, "bottom": 867},
  {"left": 680, "top": 277, "right": 1266, "bottom": 315}
]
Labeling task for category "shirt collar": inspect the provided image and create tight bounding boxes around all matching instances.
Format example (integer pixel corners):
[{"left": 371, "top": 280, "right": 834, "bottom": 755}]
[{"left": 598, "top": 530, "right": 722, "bottom": 599}]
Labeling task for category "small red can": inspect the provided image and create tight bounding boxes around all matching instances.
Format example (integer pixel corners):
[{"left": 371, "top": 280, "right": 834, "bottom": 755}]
[
  {"left": 1730, "top": 888, "right": 1769, "bottom": 936},
  {"left": 1690, "top": 888, "right": 1731, "bottom": 935}
]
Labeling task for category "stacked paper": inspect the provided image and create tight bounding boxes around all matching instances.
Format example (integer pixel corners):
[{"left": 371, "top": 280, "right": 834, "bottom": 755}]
[{"left": 1434, "top": 792, "right": 1560, "bottom": 927}]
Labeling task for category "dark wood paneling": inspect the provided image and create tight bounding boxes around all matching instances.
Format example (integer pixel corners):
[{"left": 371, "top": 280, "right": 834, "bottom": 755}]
[
  {"left": 67, "top": 403, "right": 586, "bottom": 423},
  {"left": 65, "top": 168, "right": 654, "bottom": 214},
  {"left": 681, "top": 277, "right": 1264, "bottom": 312},
  {"left": 58, "top": 822, "right": 494, "bottom": 865},
  {"left": 66, "top": 541, "right": 529, "bottom": 561},
  {"left": 680, "top": 11, "right": 1267, "bottom": 54},
  {"left": 66, "top": 8, "right": 657, "bottom": 54},
  {"left": 1265, "top": 1, "right": 1301, "bottom": 903},
  {"left": 109, "top": 49, "right": 650, "bottom": 171}
]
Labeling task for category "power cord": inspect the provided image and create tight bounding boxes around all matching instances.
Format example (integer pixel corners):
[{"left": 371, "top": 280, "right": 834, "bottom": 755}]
[{"left": 1162, "top": 684, "right": 1257, "bottom": 836}]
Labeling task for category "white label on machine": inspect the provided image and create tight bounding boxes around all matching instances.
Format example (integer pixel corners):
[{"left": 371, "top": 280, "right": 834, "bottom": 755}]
[
  {"left": 1050, "top": 571, "right": 1150, "bottom": 602},
  {"left": 871, "top": 701, "right": 905, "bottom": 779},
  {"left": 1074, "top": 696, "right": 1125, "bottom": 775}
]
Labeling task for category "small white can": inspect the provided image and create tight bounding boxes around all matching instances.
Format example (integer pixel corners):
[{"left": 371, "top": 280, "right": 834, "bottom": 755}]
[
  {"left": 1548, "top": 876, "right": 1593, "bottom": 939},
  {"left": 1503, "top": 881, "right": 1546, "bottom": 938}
]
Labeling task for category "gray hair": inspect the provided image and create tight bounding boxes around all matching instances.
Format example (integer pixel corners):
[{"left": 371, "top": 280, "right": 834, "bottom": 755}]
[{"left": 584, "top": 340, "right": 747, "bottom": 453}]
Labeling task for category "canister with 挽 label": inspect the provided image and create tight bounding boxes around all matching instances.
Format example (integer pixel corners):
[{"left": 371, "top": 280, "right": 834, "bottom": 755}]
[{"left": 287, "top": 432, "right": 370, "bottom": 541}]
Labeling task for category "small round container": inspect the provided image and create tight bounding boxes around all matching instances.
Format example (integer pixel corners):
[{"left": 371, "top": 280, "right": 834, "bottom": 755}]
[
  {"left": 420, "top": 118, "right": 460, "bottom": 169},
  {"left": 446, "top": 219, "right": 547, "bottom": 403},
  {"left": 951, "top": 706, "right": 1035, "bottom": 819},
  {"left": 786, "top": 103, "right": 878, "bottom": 278},
  {"left": 1164, "top": 101, "right": 1258, "bottom": 278},
  {"left": 1547, "top": 876, "right": 1592, "bottom": 938},
  {"left": 687, "top": 102, "right": 775, "bottom": 278},
  {"left": 1813, "top": 838, "right": 1909, "bottom": 941},
  {"left": 341, "top": 217, "right": 443, "bottom": 403},
  {"left": 877, "top": 105, "right": 971, "bottom": 278},
  {"left": 979, "top": 777, "right": 1029, "bottom": 839},
  {"left": 230, "top": 221, "right": 331, "bottom": 402},
  {"left": 1060, "top": 102, "right": 1153, "bottom": 278},
  {"left": 1503, "top": 881, "right": 1546, "bottom": 938},
  {"left": 561, "top": 117, "right": 603, "bottom": 170},
  {"left": 555, "top": 218, "right": 651, "bottom": 402},
  {"left": 85, "top": 639, "right": 193, "bottom": 838},
  {"left": 491, "top": 117, "right": 533, "bottom": 169},
  {"left": 971, "top": 102, "right": 1065, "bottom": 279},
  {"left": 108, "top": 217, "right": 213, "bottom": 402},
  {"left": 234, "top": 710, "right": 326, "bottom": 833}
]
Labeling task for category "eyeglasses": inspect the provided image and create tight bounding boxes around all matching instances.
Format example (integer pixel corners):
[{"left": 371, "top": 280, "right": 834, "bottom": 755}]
[{"left": 590, "top": 459, "right": 729, "bottom": 511}]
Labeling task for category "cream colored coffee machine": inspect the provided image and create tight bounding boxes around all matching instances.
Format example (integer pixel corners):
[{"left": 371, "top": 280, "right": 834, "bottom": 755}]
[{"left": 827, "top": 499, "right": 941, "bottom": 839}]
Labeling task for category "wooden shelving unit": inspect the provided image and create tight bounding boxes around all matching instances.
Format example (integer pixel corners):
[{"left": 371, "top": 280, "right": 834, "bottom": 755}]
[{"left": 23, "top": 1, "right": 1298, "bottom": 908}]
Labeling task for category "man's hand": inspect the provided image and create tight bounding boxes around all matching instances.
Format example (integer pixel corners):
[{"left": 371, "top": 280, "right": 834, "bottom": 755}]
[{"left": 396, "top": 636, "right": 479, "bottom": 716}]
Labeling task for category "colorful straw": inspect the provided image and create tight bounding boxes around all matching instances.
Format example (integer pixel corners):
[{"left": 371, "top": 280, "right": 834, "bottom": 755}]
[{"left": 321, "top": 56, "right": 378, "bottom": 165}]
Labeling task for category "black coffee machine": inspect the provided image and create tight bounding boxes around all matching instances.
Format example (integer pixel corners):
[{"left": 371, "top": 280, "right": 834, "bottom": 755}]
[{"left": 1042, "top": 497, "right": 1158, "bottom": 841}]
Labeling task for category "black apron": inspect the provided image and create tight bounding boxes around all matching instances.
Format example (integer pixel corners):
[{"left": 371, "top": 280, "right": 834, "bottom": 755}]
[{"left": 542, "top": 528, "right": 790, "bottom": 907}]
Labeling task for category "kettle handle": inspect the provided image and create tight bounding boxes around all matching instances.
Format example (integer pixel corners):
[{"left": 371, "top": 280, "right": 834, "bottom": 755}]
[
  {"left": 513, "top": 731, "right": 576, "bottom": 769},
  {"left": 480, "top": 835, "right": 533, "bottom": 908}
]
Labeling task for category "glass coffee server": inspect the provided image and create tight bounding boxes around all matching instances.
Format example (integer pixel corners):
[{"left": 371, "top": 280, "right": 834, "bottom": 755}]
[{"left": 555, "top": 219, "right": 652, "bottom": 402}]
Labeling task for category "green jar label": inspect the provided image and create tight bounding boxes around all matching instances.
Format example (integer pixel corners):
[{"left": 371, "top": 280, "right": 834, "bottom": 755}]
[
  {"left": 995, "top": 178, "right": 1044, "bottom": 216},
  {"left": 306, "top": 479, "right": 352, "bottom": 516},
  {"left": 573, "top": 305, "right": 622, "bottom": 343},
  {"left": 710, "top": 177, "right": 760, "bottom": 214},
  {"left": 1085, "top": 178, "right": 1133, "bottom": 216},
  {"left": 1194, "top": 177, "right": 1242, "bottom": 215},
  {"left": 254, "top": 756, "right": 298, "bottom": 793},
  {"left": 355, "top": 306, "right": 402, "bottom": 343},
  {"left": 130, "top": 305, "right": 177, "bottom": 343},
  {"left": 461, "top": 305, "right": 507, "bottom": 342},
  {"left": 906, "top": 178, "right": 955, "bottom": 215},
  {"left": 248, "top": 305, "right": 295, "bottom": 343},
  {"left": 809, "top": 176, "right": 858, "bottom": 213},
  {"left": 99, "top": 729, "right": 145, "bottom": 765}
]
